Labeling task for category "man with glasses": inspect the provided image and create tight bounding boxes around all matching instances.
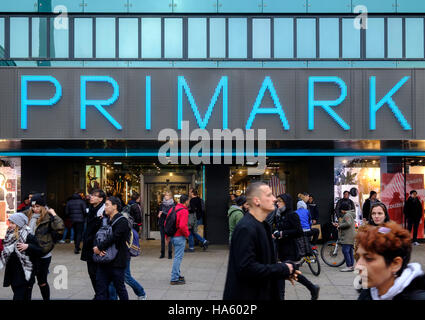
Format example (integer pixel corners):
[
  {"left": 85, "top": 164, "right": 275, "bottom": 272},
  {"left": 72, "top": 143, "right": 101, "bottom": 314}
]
[{"left": 80, "top": 189, "right": 106, "bottom": 298}]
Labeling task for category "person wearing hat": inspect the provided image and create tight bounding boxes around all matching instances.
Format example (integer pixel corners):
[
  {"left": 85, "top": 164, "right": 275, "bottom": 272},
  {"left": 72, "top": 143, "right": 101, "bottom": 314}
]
[
  {"left": 228, "top": 195, "right": 249, "bottom": 244},
  {"left": 26, "top": 194, "right": 64, "bottom": 300},
  {"left": 0, "top": 212, "right": 42, "bottom": 300},
  {"left": 404, "top": 190, "right": 423, "bottom": 246}
]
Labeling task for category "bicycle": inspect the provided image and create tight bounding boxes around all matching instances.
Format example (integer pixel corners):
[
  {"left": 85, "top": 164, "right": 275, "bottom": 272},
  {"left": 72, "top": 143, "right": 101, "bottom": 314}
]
[
  {"left": 320, "top": 239, "right": 346, "bottom": 267},
  {"left": 297, "top": 236, "right": 321, "bottom": 276}
]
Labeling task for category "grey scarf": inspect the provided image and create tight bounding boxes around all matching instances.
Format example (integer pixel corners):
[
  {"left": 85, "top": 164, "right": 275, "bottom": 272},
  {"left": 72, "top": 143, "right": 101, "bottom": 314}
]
[
  {"left": 29, "top": 213, "right": 40, "bottom": 235},
  {"left": 0, "top": 226, "right": 33, "bottom": 281},
  {"left": 162, "top": 198, "right": 174, "bottom": 206}
]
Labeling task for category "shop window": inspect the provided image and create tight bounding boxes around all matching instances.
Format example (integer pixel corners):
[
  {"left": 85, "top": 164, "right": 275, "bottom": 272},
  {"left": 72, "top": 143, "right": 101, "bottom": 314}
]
[
  {"left": 52, "top": 18, "right": 69, "bottom": 59},
  {"left": 141, "top": 18, "right": 161, "bottom": 58},
  {"left": 405, "top": 158, "right": 425, "bottom": 239},
  {"left": 252, "top": 19, "right": 270, "bottom": 59},
  {"left": 96, "top": 18, "right": 116, "bottom": 58},
  {"left": 366, "top": 18, "right": 384, "bottom": 58},
  {"left": 334, "top": 157, "right": 381, "bottom": 222},
  {"left": 209, "top": 18, "right": 226, "bottom": 58},
  {"left": 274, "top": 18, "right": 294, "bottom": 58},
  {"left": 387, "top": 18, "right": 403, "bottom": 58},
  {"left": 0, "top": 18, "right": 4, "bottom": 58},
  {"left": 119, "top": 18, "right": 138, "bottom": 59},
  {"left": 188, "top": 18, "right": 207, "bottom": 59},
  {"left": 406, "top": 18, "right": 424, "bottom": 59},
  {"left": 296, "top": 18, "right": 316, "bottom": 58},
  {"left": 74, "top": 18, "right": 93, "bottom": 58},
  {"left": 228, "top": 18, "right": 247, "bottom": 59},
  {"left": 342, "top": 18, "right": 360, "bottom": 58},
  {"left": 31, "top": 17, "right": 47, "bottom": 58},
  {"left": 0, "top": 158, "right": 21, "bottom": 239},
  {"left": 319, "top": 18, "right": 339, "bottom": 58},
  {"left": 10, "top": 17, "right": 29, "bottom": 58},
  {"left": 164, "top": 18, "right": 183, "bottom": 58}
]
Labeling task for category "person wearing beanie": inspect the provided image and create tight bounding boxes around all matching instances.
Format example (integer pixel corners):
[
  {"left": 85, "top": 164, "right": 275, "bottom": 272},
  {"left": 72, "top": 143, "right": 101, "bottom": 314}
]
[
  {"left": 0, "top": 213, "right": 42, "bottom": 300},
  {"left": 404, "top": 190, "right": 423, "bottom": 246},
  {"left": 228, "top": 195, "right": 249, "bottom": 244},
  {"left": 27, "top": 194, "right": 64, "bottom": 300}
]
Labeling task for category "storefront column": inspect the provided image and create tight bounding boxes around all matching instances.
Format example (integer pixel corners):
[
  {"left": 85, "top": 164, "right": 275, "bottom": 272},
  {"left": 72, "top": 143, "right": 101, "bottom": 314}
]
[{"left": 205, "top": 165, "right": 230, "bottom": 245}]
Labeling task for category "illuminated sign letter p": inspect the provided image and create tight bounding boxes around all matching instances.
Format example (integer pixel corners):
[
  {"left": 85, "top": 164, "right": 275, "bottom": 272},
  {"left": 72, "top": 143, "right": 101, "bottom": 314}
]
[{"left": 21, "top": 75, "right": 62, "bottom": 130}]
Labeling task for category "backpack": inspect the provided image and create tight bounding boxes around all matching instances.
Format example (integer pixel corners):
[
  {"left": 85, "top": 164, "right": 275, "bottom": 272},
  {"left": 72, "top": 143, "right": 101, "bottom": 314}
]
[
  {"left": 93, "top": 216, "right": 126, "bottom": 264},
  {"left": 122, "top": 211, "right": 140, "bottom": 257},
  {"left": 164, "top": 206, "right": 184, "bottom": 237}
]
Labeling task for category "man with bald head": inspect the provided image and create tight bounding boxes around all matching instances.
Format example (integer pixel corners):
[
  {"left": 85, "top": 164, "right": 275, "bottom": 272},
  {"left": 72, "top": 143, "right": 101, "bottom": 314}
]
[{"left": 223, "top": 182, "right": 300, "bottom": 300}]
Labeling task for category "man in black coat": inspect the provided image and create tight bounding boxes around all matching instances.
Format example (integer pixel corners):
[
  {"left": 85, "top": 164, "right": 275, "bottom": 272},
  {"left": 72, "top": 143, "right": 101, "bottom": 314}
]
[
  {"left": 93, "top": 196, "right": 130, "bottom": 300},
  {"left": 80, "top": 189, "right": 106, "bottom": 297},
  {"left": 65, "top": 193, "right": 87, "bottom": 254},
  {"left": 223, "top": 182, "right": 299, "bottom": 300},
  {"left": 362, "top": 191, "right": 379, "bottom": 222},
  {"left": 404, "top": 190, "right": 423, "bottom": 245},
  {"left": 335, "top": 191, "right": 355, "bottom": 218}
]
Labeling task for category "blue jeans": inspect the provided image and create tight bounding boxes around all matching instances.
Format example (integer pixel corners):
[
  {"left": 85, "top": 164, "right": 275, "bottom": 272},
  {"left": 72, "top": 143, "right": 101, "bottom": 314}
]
[
  {"left": 342, "top": 244, "right": 354, "bottom": 267},
  {"left": 188, "top": 230, "right": 205, "bottom": 249},
  {"left": 109, "top": 259, "right": 145, "bottom": 299},
  {"left": 171, "top": 236, "right": 186, "bottom": 281},
  {"left": 62, "top": 226, "right": 74, "bottom": 241}
]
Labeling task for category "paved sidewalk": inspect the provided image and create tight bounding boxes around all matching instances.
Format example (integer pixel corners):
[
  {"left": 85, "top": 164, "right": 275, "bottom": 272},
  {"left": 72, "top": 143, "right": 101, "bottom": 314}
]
[{"left": 1, "top": 240, "right": 424, "bottom": 300}]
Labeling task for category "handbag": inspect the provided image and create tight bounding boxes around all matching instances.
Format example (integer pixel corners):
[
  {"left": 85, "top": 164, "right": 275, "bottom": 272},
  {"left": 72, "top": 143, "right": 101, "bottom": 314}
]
[
  {"left": 93, "top": 243, "right": 119, "bottom": 264},
  {"left": 92, "top": 216, "right": 125, "bottom": 264}
]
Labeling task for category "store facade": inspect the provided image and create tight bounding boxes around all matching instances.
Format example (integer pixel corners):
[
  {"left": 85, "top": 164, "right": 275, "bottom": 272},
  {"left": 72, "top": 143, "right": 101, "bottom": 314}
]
[{"left": 1, "top": 2, "right": 425, "bottom": 243}]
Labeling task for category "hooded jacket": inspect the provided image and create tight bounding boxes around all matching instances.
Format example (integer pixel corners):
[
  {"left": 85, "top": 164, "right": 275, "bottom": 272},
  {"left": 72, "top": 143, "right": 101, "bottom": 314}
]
[
  {"left": 166, "top": 203, "right": 190, "bottom": 239},
  {"left": 228, "top": 205, "right": 244, "bottom": 243},
  {"left": 65, "top": 193, "right": 87, "bottom": 223},
  {"left": 338, "top": 209, "right": 356, "bottom": 245},
  {"left": 295, "top": 201, "right": 312, "bottom": 231}
]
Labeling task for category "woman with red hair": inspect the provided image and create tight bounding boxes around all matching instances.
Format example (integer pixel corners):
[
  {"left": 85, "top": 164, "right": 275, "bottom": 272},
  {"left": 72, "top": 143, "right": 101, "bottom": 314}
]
[{"left": 356, "top": 221, "right": 425, "bottom": 300}]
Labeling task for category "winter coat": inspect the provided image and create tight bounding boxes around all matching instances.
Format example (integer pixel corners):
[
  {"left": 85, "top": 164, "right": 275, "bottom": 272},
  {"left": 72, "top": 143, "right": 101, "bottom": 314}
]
[
  {"left": 358, "top": 274, "right": 425, "bottom": 300},
  {"left": 65, "top": 194, "right": 87, "bottom": 223},
  {"left": 295, "top": 207, "right": 312, "bottom": 231},
  {"left": 3, "top": 234, "right": 42, "bottom": 288},
  {"left": 159, "top": 201, "right": 175, "bottom": 224},
  {"left": 95, "top": 213, "right": 130, "bottom": 269},
  {"left": 338, "top": 209, "right": 356, "bottom": 245},
  {"left": 190, "top": 196, "right": 204, "bottom": 221},
  {"left": 223, "top": 212, "right": 290, "bottom": 300},
  {"left": 32, "top": 213, "right": 64, "bottom": 255},
  {"left": 404, "top": 197, "right": 423, "bottom": 222},
  {"left": 228, "top": 206, "right": 244, "bottom": 243},
  {"left": 307, "top": 202, "right": 319, "bottom": 223},
  {"left": 81, "top": 202, "right": 105, "bottom": 262},
  {"left": 166, "top": 203, "right": 190, "bottom": 239},
  {"left": 129, "top": 202, "right": 142, "bottom": 231}
]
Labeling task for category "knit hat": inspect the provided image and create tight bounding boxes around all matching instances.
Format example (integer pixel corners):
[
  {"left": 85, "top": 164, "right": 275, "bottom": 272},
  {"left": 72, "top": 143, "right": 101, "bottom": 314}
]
[
  {"left": 31, "top": 193, "right": 46, "bottom": 207},
  {"left": 236, "top": 195, "right": 247, "bottom": 207},
  {"left": 8, "top": 212, "right": 28, "bottom": 228},
  {"left": 297, "top": 200, "right": 307, "bottom": 210}
]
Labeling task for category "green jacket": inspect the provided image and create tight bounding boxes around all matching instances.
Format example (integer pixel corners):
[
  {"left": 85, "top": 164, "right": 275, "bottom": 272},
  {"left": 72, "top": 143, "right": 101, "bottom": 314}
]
[
  {"left": 33, "top": 213, "right": 65, "bottom": 255},
  {"left": 228, "top": 206, "right": 244, "bottom": 243},
  {"left": 338, "top": 209, "right": 356, "bottom": 245}
]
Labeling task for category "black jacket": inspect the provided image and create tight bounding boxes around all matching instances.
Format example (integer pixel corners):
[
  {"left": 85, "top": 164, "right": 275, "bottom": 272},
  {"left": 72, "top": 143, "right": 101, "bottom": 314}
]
[
  {"left": 129, "top": 202, "right": 142, "bottom": 231},
  {"left": 81, "top": 202, "right": 105, "bottom": 262},
  {"left": 190, "top": 197, "right": 204, "bottom": 220},
  {"left": 307, "top": 202, "right": 319, "bottom": 223},
  {"left": 159, "top": 202, "right": 175, "bottom": 224},
  {"left": 65, "top": 194, "right": 87, "bottom": 223},
  {"left": 96, "top": 213, "right": 130, "bottom": 269},
  {"left": 3, "top": 234, "right": 42, "bottom": 288},
  {"left": 404, "top": 197, "right": 423, "bottom": 221},
  {"left": 358, "top": 274, "right": 425, "bottom": 300},
  {"left": 223, "top": 213, "right": 290, "bottom": 300}
]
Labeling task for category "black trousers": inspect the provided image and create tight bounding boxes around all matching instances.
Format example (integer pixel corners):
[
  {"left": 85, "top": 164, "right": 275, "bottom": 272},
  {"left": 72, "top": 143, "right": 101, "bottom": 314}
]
[
  {"left": 11, "top": 284, "right": 31, "bottom": 301},
  {"left": 159, "top": 221, "right": 172, "bottom": 256},
  {"left": 73, "top": 222, "right": 85, "bottom": 251},
  {"left": 280, "top": 274, "right": 316, "bottom": 300},
  {"left": 87, "top": 260, "right": 98, "bottom": 295},
  {"left": 95, "top": 265, "right": 128, "bottom": 300},
  {"left": 407, "top": 219, "right": 421, "bottom": 242},
  {"left": 28, "top": 256, "right": 52, "bottom": 301},
  {"left": 304, "top": 229, "right": 320, "bottom": 245}
]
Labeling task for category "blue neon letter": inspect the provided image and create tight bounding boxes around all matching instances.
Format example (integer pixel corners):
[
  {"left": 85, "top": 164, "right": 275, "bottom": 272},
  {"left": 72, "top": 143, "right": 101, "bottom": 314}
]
[
  {"left": 178, "top": 76, "right": 228, "bottom": 129},
  {"left": 308, "top": 76, "right": 349, "bottom": 131},
  {"left": 246, "top": 76, "right": 289, "bottom": 130},
  {"left": 80, "top": 76, "right": 121, "bottom": 130},
  {"left": 21, "top": 75, "right": 62, "bottom": 130},
  {"left": 369, "top": 76, "right": 411, "bottom": 130},
  {"left": 146, "top": 76, "right": 151, "bottom": 130}
]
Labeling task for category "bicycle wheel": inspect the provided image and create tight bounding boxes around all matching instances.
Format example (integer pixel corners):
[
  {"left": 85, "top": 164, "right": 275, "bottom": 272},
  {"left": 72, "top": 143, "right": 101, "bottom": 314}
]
[
  {"left": 306, "top": 250, "right": 321, "bottom": 276},
  {"left": 320, "top": 241, "right": 345, "bottom": 267}
]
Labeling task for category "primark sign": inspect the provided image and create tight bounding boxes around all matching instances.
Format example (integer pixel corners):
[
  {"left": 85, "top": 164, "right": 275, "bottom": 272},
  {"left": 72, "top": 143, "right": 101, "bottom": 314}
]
[{"left": 0, "top": 68, "right": 422, "bottom": 140}]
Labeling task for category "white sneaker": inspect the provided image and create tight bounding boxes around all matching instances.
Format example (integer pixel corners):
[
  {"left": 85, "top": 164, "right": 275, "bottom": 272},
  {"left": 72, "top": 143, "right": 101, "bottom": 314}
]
[
  {"left": 340, "top": 267, "right": 354, "bottom": 272},
  {"left": 413, "top": 242, "right": 420, "bottom": 246},
  {"left": 70, "top": 240, "right": 74, "bottom": 244},
  {"left": 138, "top": 294, "right": 147, "bottom": 300},
  {"left": 59, "top": 240, "right": 65, "bottom": 244}
]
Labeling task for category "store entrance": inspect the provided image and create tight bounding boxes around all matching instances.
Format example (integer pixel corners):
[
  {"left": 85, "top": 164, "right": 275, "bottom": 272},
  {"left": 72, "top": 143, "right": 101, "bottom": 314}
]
[{"left": 146, "top": 183, "right": 190, "bottom": 239}]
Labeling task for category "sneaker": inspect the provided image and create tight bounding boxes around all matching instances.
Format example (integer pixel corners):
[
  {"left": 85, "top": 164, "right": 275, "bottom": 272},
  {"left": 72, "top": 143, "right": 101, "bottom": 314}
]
[
  {"left": 159, "top": 254, "right": 165, "bottom": 259},
  {"left": 413, "top": 242, "right": 420, "bottom": 246},
  {"left": 185, "top": 248, "right": 195, "bottom": 253},
  {"left": 311, "top": 285, "right": 320, "bottom": 300},
  {"left": 202, "top": 240, "right": 209, "bottom": 251},
  {"left": 59, "top": 240, "right": 65, "bottom": 244},
  {"left": 179, "top": 276, "right": 185, "bottom": 281},
  {"left": 170, "top": 279, "right": 185, "bottom": 285},
  {"left": 340, "top": 266, "right": 354, "bottom": 272},
  {"left": 70, "top": 240, "right": 74, "bottom": 244},
  {"left": 138, "top": 294, "right": 147, "bottom": 300},
  {"left": 74, "top": 248, "right": 80, "bottom": 254}
]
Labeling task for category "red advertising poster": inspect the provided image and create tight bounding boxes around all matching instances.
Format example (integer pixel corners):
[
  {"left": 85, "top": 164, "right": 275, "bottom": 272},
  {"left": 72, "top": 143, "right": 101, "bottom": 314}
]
[{"left": 381, "top": 173, "right": 424, "bottom": 239}]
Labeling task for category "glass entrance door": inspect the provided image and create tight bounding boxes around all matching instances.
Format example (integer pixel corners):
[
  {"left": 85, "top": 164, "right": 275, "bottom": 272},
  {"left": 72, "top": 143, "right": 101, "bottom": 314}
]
[{"left": 146, "top": 183, "right": 190, "bottom": 239}]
